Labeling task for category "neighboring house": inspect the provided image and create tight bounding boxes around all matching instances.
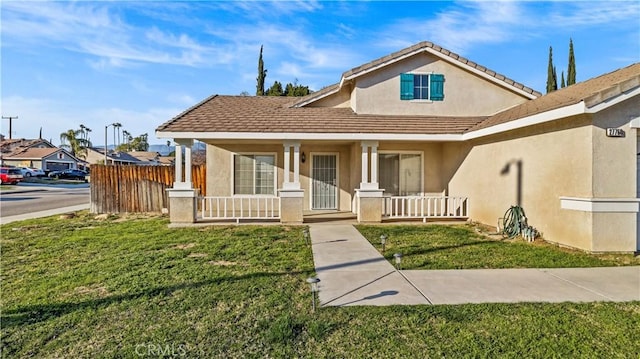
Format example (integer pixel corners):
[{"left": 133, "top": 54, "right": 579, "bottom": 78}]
[
  {"left": 156, "top": 41, "right": 640, "bottom": 253},
  {"left": 0, "top": 138, "right": 56, "bottom": 153},
  {"left": 127, "top": 151, "right": 163, "bottom": 165},
  {"left": 2, "top": 147, "right": 82, "bottom": 171},
  {"left": 85, "top": 147, "right": 141, "bottom": 166},
  {"left": 157, "top": 156, "right": 175, "bottom": 166}
]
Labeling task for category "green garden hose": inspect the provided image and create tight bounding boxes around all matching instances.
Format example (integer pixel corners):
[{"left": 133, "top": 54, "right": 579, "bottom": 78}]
[{"left": 502, "top": 205, "right": 529, "bottom": 239}]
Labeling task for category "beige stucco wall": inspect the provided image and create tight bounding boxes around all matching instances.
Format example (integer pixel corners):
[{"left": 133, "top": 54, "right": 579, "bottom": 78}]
[
  {"left": 445, "top": 115, "right": 597, "bottom": 250},
  {"left": 589, "top": 97, "right": 639, "bottom": 251},
  {"left": 308, "top": 85, "right": 352, "bottom": 108},
  {"left": 446, "top": 95, "right": 639, "bottom": 252},
  {"left": 350, "top": 53, "right": 530, "bottom": 116}
]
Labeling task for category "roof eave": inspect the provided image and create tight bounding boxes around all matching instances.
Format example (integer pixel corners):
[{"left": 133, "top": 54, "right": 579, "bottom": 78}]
[
  {"left": 463, "top": 102, "right": 587, "bottom": 141},
  {"left": 155, "top": 131, "right": 464, "bottom": 142}
]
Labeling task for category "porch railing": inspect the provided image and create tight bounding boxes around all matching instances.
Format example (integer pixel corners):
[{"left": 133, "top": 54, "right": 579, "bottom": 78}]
[
  {"left": 199, "top": 196, "right": 280, "bottom": 222},
  {"left": 383, "top": 195, "right": 469, "bottom": 221}
]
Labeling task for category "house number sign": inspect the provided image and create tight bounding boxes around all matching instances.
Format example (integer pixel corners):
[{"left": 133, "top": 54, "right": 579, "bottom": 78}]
[{"left": 606, "top": 128, "right": 625, "bottom": 137}]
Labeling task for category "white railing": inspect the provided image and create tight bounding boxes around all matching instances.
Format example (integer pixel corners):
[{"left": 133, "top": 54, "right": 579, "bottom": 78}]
[
  {"left": 383, "top": 196, "right": 469, "bottom": 221},
  {"left": 199, "top": 196, "right": 280, "bottom": 222}
]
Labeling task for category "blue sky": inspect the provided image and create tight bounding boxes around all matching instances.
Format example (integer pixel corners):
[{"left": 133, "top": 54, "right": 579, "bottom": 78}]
[{"left": 2, "top": 1, "right": 639, "bottom": 146}]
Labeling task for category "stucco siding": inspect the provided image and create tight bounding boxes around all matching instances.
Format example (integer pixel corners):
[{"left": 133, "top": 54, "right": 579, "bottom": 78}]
[
  {"left": 352, "top": 53, "right": 529, "bottom": 116},
  {"left": 591, "top": 97, "right": 639, "bottom": 198},
  {"left": 446, "top": 115, "right": 595, "bottom": 250},
  {"left": 308, "top": 86, "right": 352, "bottom": 108}
]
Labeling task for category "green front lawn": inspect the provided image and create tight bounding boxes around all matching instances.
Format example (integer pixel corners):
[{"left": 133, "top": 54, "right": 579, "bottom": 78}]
[
  {"left": 357, "top": 224, "right": 640, "bottom": 269},
  {"left": 2, "top": 214, "right": 639, "bottom": 358}
]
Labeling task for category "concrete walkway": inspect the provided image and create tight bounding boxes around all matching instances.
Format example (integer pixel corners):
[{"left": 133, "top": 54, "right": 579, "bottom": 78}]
[{"left": 309, "top": 224, "right": 640, "bottom": 306}]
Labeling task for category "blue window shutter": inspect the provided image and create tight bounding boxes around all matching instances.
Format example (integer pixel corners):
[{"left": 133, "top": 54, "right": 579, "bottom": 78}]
[
  {"left": 430, "top": 74, "right": 445, "bottom": 101},
  {"left": 400, "top": 73, "right": 414, "bottom": 100}
]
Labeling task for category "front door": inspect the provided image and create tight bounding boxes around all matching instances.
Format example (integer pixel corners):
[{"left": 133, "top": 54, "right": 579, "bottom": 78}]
[{"left": 311, "top": 154, "right": 337, "bottom": 210}]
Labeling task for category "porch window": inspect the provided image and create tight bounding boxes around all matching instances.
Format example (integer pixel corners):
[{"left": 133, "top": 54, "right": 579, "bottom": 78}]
[
  {"left": 378, "top": 153, "right": 422, "bottom": 196},
  {"left": 400, "top": 73, "right": 445, "bottom": 101},
  {"left": 234, "top": 154, "right": 276, "bottom": 195}
]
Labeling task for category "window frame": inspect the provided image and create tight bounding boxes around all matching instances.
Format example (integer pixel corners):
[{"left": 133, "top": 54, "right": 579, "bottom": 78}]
[
  {"left": 400, "top": 72, "right": 445, "bottom": 102},
  {"left": 231, "top": 152, "right": 278, "bottom": 197},
  {"left": 413, "top": 74, "right": 430, "bottom": 100},
  {"left": 377, "top": 150, "right": 424, "bottom": 197}
]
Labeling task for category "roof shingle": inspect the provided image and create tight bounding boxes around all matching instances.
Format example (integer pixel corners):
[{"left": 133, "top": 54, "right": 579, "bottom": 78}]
[
  {"left": 470, "top": 63, "right": 640, "bottom": 132},
  {"left": 156, "top": 95, "right": 486, "bottom": 135}
]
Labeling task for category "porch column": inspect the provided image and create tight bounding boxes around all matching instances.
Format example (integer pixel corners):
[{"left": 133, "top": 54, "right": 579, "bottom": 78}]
[
  {"left": 359, "top": 141, "right": 379, "bottom": 190},
  {"left": 167, "top": 138, "right": 199, "bottom": 224},
  {"left": 174, "top": 143, "right": 183, "bottom": 184},
  {"left": 282, "top": 141, "right": 301, "bottom": 190},
  {"left": 357, "top": 140, "right": 383, "bottom": 223},
  {"left": 279, "top": 140, "right": 304, "bottom": 224}
]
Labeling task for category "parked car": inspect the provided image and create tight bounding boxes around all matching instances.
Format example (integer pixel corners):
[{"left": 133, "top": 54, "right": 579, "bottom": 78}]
[
  {"left": 49, "top": 169, "right": 87, "bottom": 181},
  {"left": 20, "top": 167, "right": 45, "bottom": 177},
  {"left": 0, "top": 167, "right": 24, "bottom": 184}
]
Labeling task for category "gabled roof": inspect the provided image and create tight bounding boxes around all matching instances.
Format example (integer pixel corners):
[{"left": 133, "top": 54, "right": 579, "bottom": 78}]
[
  {"left": 294, "top": 41, "right": 540, "bottom": 107},
  {"left": 2, "top": 147, "right": 79, "bottom": 161},
  {"left": 3, "top": 147, "right": 59, "bottom": 159},
  {"left": 0, "top": 138, "right": 55, "bottom": 153},
  {"left": 469, "top": 62, "right": 640, "bottom": 133}
]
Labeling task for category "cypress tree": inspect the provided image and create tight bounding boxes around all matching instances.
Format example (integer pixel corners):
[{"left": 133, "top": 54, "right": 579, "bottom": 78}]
[
  {"left": 567, "top": 38, "right": 576, "bottom": 85},
  {"left": 560, "top": 71, "right": 566, "bottom": 88},
  {"left": 546, "top": 46, "right": 556, "bottom": 93},
  {"left": 552, "top": 65, "right": 558, "bottom": 91},
  {"left": 256, "top": 45, "right": 267, "bottom": 96}
]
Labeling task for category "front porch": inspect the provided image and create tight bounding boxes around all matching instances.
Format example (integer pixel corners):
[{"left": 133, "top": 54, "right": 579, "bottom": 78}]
[{"left": 166, "top": 139, "right": 470, "bottom": 225}]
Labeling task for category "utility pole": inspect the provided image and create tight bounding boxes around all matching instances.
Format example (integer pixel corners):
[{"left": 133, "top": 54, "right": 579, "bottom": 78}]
[{"left": 2, "top": 116, "right": 18, "bottom": 139}]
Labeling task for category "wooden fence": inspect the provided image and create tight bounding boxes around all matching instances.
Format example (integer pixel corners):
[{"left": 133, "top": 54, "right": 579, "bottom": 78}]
[{"left": 90, "top": 165, "right": 206, "bottom": 213}]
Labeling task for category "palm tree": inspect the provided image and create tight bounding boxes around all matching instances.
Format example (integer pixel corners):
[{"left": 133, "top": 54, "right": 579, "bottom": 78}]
[
  {"left": 112, "top": 123, "right": 121, "bottom": 150},
  {"left": 122, "top": 130, "right": 130, "bottom": 151},
  {"left": 79, "top": 124, "right": 86, "bottom": 140},
  {"left": 85, "top": 127, "right": 92, "bottom": 144},
  {"left": 60, "top": 128, "right": 91, "bottom": 159}
]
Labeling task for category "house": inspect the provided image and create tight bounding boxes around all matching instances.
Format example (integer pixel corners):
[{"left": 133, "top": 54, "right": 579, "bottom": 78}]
[
  {"left": 2, "top": 147, "right": 82, "bottom": 171},
  {"left": 85, "top": 147, "right": 141, "bottom": 166},
  {"left": 0, "top": 138, "right": 83, "bottom": 171},
  {"left": 0, "top": 138, "right": 56, "bottom": 153},
  {"left": 127, "top": 151, "right": 163, "bottom": 165},
  {"left": 156, "top": 41, "right": 640, "bottom": 253}
]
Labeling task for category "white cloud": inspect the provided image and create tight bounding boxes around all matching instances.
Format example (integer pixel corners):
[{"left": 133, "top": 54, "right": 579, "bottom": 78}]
[
  {"left": 376, "top": 1, "right": 527, "bottom": 54},
  {"left": 548, "top": 2, "right": 640, "bottom": 27},
  {"left": 1, "top": 96, "right": 181, "bottom": 146},
  {"left": 166, "top": 94, "right": 196, "bottom": 106},
  {"left": 375, "top": 1, "right": 640, "bottom": 56},
  {"left": 1, "top": 2, "right": 218, "bottom": 68}
]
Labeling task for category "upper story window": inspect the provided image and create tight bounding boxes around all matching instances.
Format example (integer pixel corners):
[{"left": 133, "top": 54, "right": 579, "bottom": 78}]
[{"left": 400, "top": 73, "right": 445, "bottom": 101}]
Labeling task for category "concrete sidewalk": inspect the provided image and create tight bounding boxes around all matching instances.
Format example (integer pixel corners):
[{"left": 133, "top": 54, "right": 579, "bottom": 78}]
[
  {"left": 0, "top": 204, "right": 90, "bottom": 225},
  {"left": 309, "top": 224, "right": 640, "bottom": 306}
]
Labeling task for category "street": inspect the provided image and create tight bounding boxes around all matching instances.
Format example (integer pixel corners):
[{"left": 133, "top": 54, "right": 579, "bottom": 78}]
[{"left": 0, "top": 184, "right": 90, "bottom": 218}]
